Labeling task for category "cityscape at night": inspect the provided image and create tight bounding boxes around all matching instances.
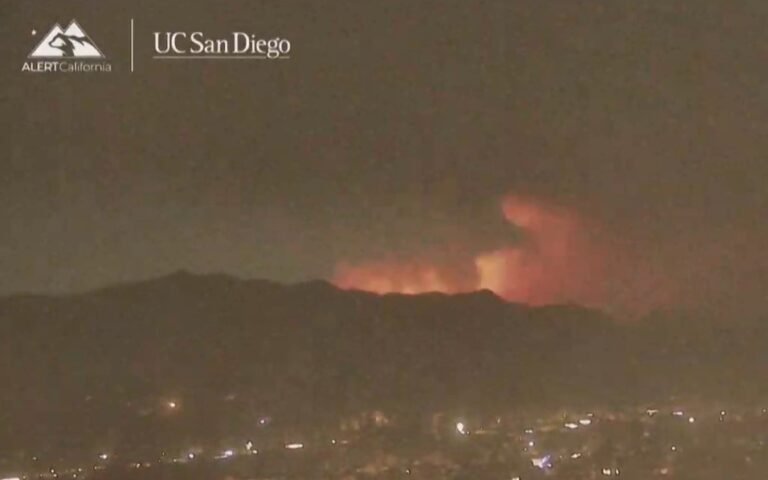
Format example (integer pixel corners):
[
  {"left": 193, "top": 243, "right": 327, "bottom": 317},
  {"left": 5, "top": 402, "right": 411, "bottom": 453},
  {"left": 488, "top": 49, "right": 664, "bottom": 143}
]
[
  {"left": 1, "top": 275, "right": 768, "bottom": 479},
  {"left": 6, "top": 395, "right": 768, "bottom": 479},
  {"left": 3, "top": 1, "right": 768, "bottom": 479}
]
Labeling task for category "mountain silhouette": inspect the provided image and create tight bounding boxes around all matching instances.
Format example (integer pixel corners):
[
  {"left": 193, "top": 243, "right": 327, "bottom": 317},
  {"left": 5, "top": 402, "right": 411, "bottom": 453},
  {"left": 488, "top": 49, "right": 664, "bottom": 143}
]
[
  {"left": 29, "top": 20, "right": 103, "bottom": 58},
  {"left": 0, "top": 272, "right": 766, "bottom": 452}
]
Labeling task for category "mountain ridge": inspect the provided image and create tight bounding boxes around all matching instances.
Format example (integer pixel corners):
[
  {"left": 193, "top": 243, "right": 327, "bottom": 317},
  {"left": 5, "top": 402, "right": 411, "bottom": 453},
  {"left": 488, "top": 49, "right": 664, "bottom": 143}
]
[{"left": 0, "top": 271, "right": 765, "bottom": 452}]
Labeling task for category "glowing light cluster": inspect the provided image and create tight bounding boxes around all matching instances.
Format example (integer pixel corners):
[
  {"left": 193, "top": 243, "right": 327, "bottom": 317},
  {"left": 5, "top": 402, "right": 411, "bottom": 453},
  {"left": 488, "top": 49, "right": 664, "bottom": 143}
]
[{"left": 455, "top": 421, "right": 468, "bottom": 435}]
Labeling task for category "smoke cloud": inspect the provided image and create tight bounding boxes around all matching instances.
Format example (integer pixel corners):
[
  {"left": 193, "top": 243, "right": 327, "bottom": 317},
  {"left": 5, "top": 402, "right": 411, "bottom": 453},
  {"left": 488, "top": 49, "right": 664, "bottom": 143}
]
[
  {"left": 333, "top": 194, "right": 768, "bottom": 317},
  {"left": 334, "top": 195, "right": 609, "bottom": 307}
]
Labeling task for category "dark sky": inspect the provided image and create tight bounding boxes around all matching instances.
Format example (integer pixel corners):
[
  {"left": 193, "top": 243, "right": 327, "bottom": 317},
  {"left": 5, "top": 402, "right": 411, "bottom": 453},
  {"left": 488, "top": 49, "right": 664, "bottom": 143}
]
[{"left": 1, "top": 1, "right": 767, "bottom": 313}]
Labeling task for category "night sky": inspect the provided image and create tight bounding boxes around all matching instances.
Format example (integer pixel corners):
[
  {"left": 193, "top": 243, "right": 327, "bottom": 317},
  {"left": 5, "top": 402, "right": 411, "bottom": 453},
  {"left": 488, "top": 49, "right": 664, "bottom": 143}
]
[{"left": 2, "top": 1, "right": 767, "bottom": 315}]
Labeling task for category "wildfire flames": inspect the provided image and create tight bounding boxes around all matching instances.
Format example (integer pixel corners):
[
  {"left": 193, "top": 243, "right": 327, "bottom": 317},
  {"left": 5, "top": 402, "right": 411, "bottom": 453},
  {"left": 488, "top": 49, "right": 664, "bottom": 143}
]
[{"left": 333, "top": 195, "right": 608, "bottom": 307}]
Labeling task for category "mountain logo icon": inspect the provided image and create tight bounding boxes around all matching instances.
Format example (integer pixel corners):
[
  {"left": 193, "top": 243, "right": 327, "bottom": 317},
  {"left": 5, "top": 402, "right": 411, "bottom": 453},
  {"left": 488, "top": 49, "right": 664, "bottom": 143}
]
[{"left": 29, "top": 20, "right": 105, "bottom": 59}]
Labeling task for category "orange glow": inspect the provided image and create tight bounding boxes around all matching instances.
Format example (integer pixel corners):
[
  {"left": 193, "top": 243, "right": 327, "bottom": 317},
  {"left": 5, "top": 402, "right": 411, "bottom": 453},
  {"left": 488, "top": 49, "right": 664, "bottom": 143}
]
[
  {"left": 333, "top": 195, "right": 608, "bottom": 306},
  {"left": 334, "top": 260, "right": 469, "bottom": 295},
  {"left": 475, "top": 196, "right": 606, "bottom": 306}
]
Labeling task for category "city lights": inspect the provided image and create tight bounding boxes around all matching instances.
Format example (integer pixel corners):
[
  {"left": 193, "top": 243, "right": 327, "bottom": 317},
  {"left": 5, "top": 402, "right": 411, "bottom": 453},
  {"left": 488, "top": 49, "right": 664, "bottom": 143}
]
[
  {"left": 531, "top": 454, "right": 552, "bottom": 470},
  {"left": 215, "top": 449, "right": 235, "bottom": 460},
  {"left": 455, "top": 421, "right": 468, "bottom": 435},
  {"left": 4, "top": 402, "right": 767, "bottom": 478}
]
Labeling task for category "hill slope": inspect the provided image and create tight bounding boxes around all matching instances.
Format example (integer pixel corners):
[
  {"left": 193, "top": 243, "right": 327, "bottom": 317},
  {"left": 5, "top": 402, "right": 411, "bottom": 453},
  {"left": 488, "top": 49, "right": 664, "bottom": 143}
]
[{"left": 0, "top": 272, "right": 765, "bottom": 451}]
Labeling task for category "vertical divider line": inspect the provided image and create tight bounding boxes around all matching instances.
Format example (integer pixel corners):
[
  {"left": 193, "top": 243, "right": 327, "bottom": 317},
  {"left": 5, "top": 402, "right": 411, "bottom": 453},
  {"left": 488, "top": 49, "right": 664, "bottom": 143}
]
[{"left": 130, "top": 18, "right": 134, "bottom": 72}]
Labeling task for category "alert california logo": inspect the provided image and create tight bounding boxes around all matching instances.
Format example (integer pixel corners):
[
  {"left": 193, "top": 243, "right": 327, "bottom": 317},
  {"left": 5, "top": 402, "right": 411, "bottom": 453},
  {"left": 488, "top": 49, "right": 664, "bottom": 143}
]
[{"left": 22, "top": 19, "right": 112, "bottom": 73}]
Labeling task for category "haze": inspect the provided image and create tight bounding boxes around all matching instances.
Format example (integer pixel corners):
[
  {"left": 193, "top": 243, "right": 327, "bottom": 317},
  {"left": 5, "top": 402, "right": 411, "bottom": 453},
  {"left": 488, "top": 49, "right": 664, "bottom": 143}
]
[{"left": 2, "top": 1, "right": 767, "bottom": 316}]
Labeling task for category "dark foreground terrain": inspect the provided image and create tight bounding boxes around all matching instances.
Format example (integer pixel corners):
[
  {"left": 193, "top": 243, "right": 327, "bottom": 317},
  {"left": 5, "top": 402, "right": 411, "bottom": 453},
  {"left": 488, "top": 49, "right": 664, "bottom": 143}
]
[{"left": 1, "top": 272, "right": 767, "bottom": 478}]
